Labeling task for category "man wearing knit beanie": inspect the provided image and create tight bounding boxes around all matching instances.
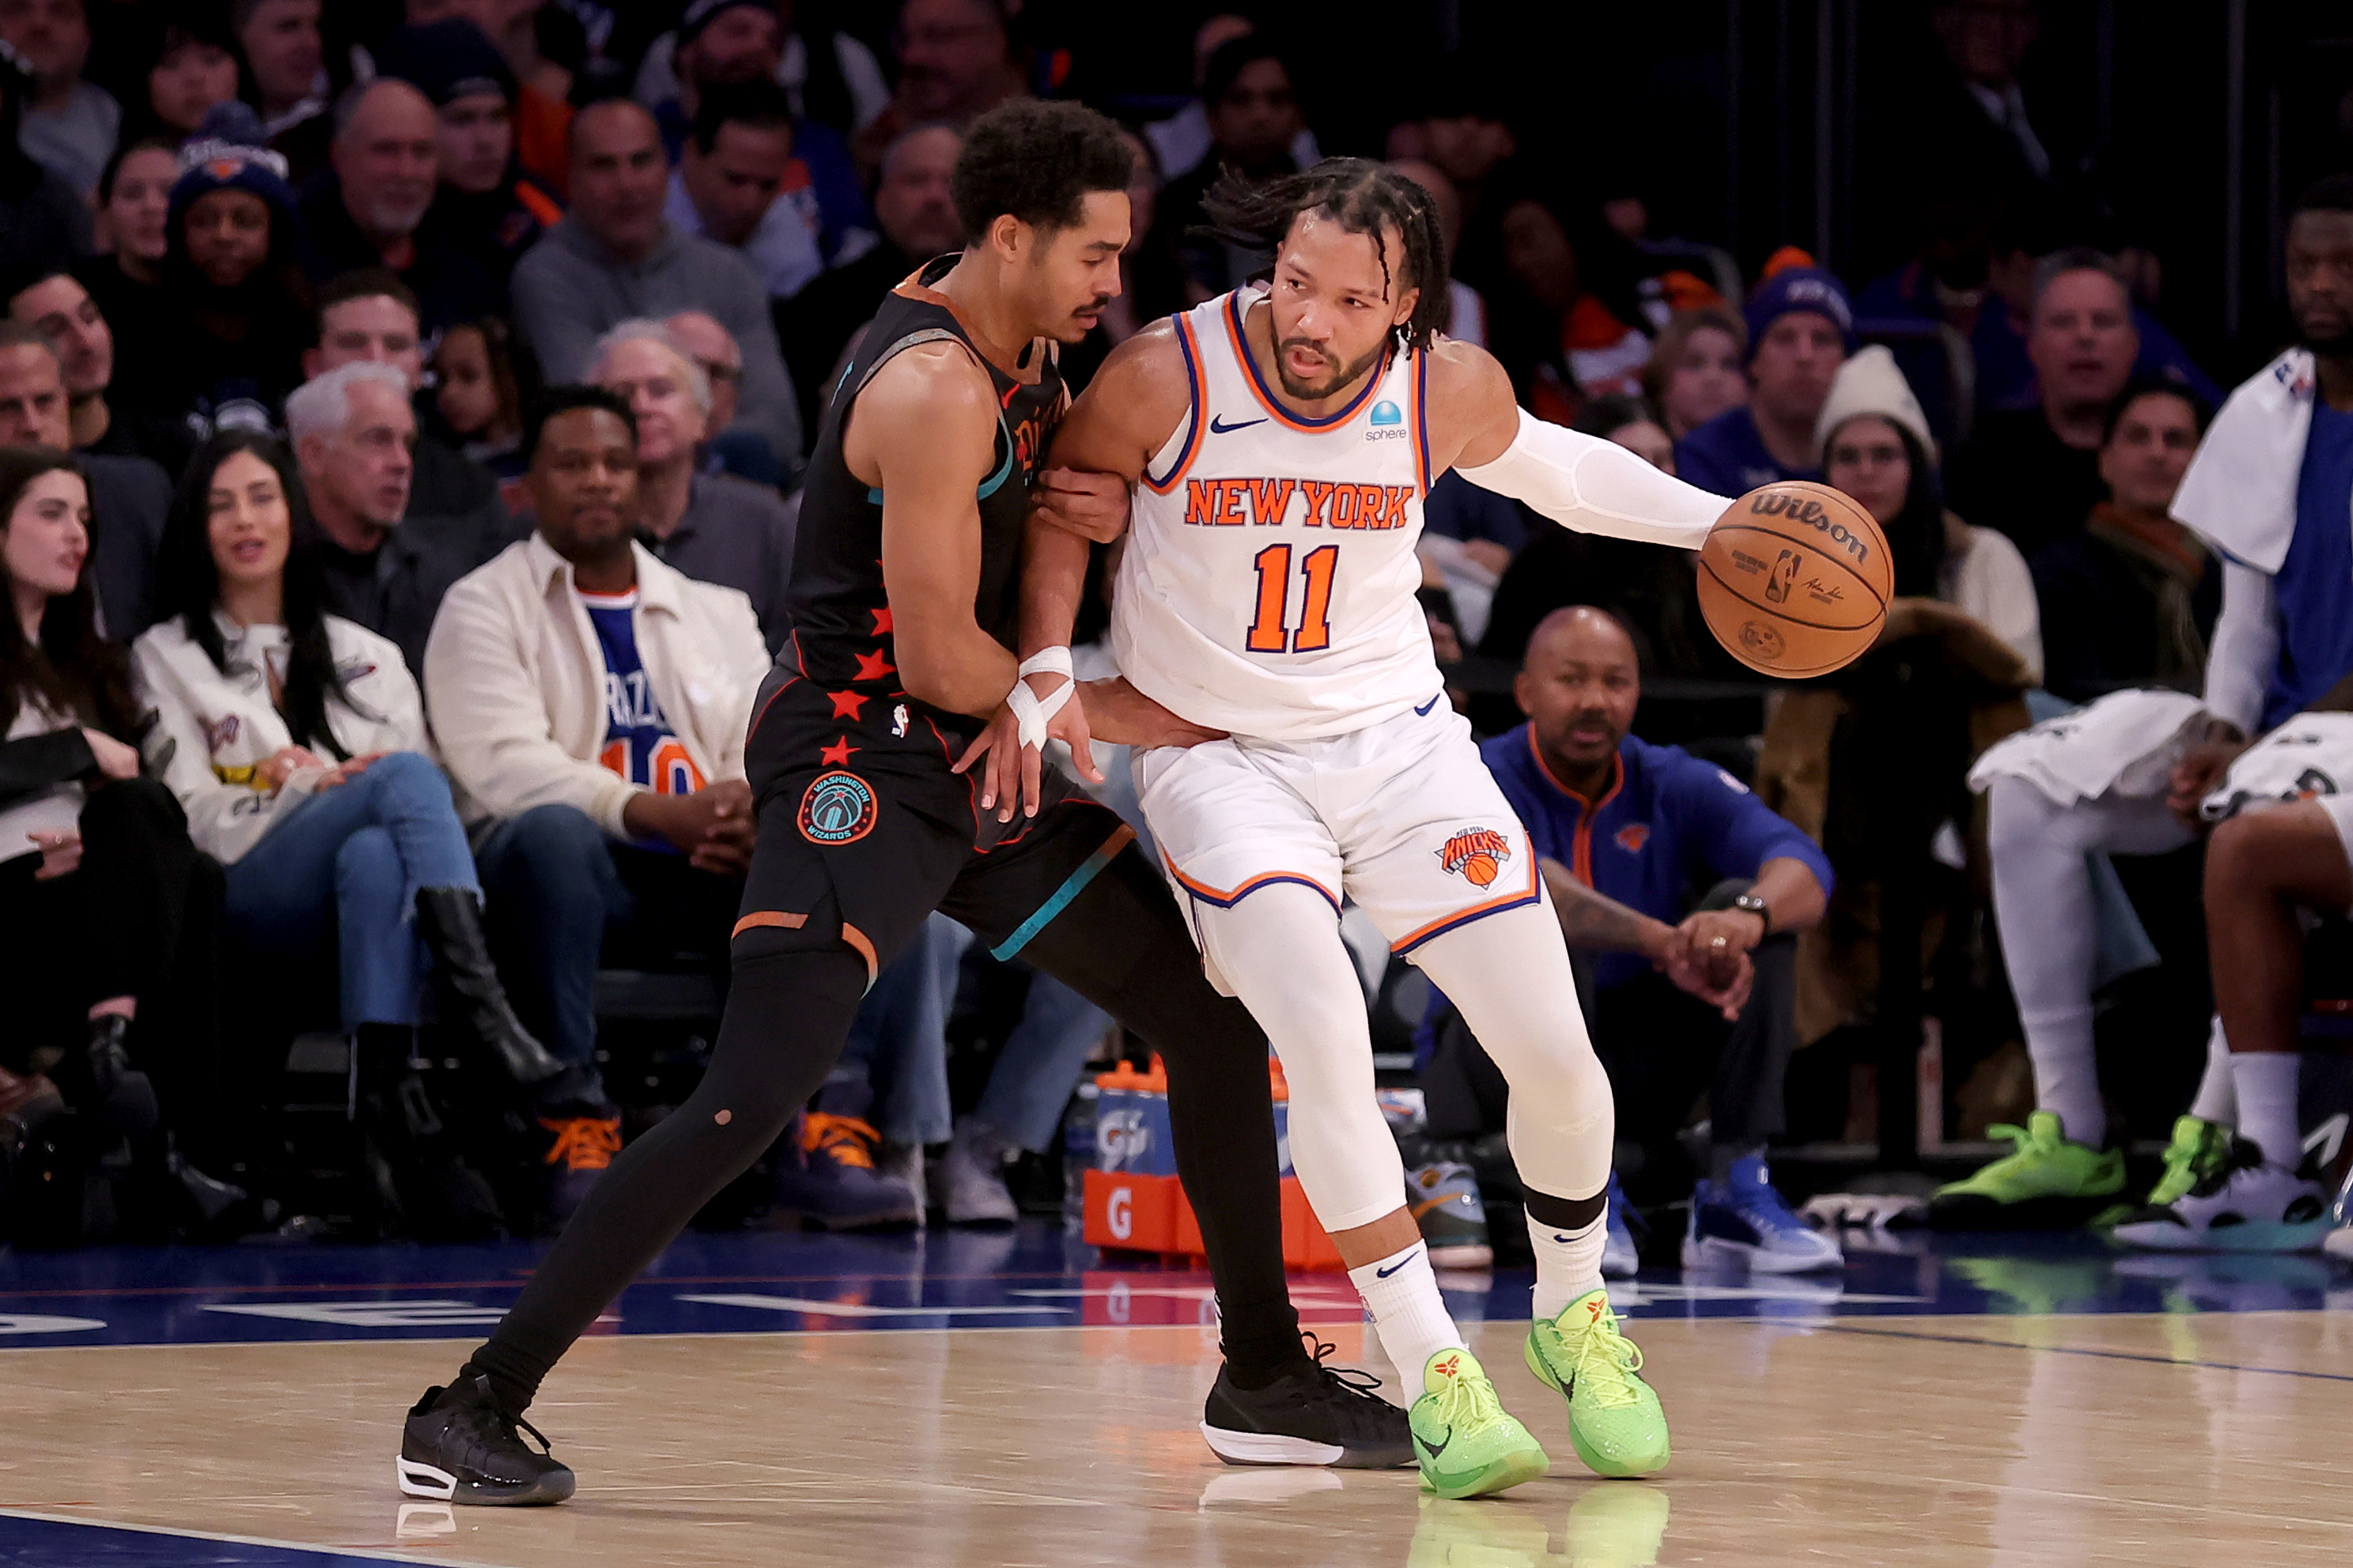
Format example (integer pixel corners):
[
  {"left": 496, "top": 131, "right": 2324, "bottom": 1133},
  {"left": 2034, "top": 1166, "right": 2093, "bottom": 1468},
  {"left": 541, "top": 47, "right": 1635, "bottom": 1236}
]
[{"left": 1674, "top": 263, "right": 1852, "bottom": 496}]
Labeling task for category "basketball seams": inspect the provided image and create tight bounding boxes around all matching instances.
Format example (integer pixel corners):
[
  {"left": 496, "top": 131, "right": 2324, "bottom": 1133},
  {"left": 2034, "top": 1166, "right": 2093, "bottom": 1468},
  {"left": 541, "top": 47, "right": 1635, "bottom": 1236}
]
[
  {"left": 1702, "top": 522, "right": 1891, "bottom": 612},
  {"left": 1696, "top": 555, "right": 1882, "bottom": 634}
]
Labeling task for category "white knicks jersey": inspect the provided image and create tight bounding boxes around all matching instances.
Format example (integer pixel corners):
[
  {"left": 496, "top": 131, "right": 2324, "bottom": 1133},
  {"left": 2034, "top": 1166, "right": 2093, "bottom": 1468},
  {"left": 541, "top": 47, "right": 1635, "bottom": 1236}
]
[{"left": 1112, "top": 286, "right": 1438, "bottom": 740}]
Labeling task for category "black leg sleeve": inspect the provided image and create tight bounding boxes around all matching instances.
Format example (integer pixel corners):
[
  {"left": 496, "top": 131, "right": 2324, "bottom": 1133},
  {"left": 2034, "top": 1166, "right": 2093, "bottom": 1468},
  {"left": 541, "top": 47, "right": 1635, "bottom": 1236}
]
[
  {"left": 463, "top": 931, "right": 871, "bottom": 1416},
  {"left": 1011, "top": 845, "right": 1307, "bottom": 1381}
]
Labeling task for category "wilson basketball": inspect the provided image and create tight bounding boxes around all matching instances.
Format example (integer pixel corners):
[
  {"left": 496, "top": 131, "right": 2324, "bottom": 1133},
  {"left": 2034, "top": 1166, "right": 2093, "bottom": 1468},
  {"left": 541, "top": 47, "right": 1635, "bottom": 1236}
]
[{"left": 1697, "top": 481, "right": 1893, "bottom": 678}]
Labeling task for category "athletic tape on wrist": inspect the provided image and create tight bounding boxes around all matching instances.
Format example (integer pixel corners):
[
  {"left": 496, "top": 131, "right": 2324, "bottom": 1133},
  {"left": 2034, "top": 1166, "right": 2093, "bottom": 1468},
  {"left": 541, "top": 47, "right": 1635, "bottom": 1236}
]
[{"left": 1005, "top": 646, "right": 1075, "bottom": 750}]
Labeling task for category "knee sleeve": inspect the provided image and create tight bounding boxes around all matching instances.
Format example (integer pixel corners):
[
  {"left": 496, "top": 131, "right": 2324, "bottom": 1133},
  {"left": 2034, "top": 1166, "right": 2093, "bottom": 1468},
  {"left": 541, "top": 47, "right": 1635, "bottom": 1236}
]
[
  {"left": 1193, "top": 883, "right": 1405, "bottom": 1233},
  {"left": 1410, "top": 902, "right": 1613, "bottom": 1201}
]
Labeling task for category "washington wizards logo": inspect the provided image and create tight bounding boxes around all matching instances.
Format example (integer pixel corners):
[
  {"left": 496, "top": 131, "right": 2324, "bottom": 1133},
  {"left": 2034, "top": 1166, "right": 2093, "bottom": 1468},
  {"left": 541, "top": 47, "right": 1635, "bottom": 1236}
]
[
  {"left": 1438, "top": 828, "right": 1513, "bottom": 888},
  {"left": 797, "top": 770, "right": 877, "bottom": 844}
]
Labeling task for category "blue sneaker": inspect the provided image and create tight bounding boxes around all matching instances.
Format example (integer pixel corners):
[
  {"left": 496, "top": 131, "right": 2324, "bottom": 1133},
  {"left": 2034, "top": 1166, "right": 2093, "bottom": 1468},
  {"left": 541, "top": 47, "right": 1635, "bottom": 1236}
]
[
  {"left": 1602, "top": 1173, "right": 1640, "bottom": 1279},
  {"left": 1682, "top": 1156, "right": 1843, "bottom": 1274}
]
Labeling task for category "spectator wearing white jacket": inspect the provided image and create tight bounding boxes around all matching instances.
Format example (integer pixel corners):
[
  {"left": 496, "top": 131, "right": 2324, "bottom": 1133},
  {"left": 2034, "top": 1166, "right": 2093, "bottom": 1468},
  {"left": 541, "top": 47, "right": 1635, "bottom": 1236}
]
[
  {"left": 134, "top": 433, "right": 560, "bottom": 1105},
  {"left": 422, "top": 387, "right": 767, "bottom": 1213}
]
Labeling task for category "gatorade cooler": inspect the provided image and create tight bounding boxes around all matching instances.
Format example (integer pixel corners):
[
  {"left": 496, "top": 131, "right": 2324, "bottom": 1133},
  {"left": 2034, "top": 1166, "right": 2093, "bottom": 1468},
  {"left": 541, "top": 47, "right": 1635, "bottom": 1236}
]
[{"left": 1083, "top": 1056, "right": 1342, "bottom": 1269}]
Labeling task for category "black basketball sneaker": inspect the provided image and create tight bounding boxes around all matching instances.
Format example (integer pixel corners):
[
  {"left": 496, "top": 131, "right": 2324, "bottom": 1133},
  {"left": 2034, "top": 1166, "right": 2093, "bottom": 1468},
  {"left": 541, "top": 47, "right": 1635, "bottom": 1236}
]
[
  {"left": 398, "top": 1375, "right": 576, "bottom": 1505},
  {"left": 1200, "top": 1336, "right": 1415, "bottom": 1468}
]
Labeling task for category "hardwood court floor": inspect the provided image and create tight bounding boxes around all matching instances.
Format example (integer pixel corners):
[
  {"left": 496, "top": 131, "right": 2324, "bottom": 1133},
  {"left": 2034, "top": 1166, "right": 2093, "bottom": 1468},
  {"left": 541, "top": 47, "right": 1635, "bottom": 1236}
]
[{"left": 8, "top": 1305, "right": 2353, "bottom": 1566}]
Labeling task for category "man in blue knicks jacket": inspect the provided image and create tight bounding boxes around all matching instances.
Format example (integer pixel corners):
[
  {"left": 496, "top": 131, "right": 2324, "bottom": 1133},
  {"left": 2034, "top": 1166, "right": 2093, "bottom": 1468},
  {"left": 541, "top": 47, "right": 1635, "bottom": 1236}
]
[{"left": 1473, "top": 606, "right": 1838, "bottom": 1275}]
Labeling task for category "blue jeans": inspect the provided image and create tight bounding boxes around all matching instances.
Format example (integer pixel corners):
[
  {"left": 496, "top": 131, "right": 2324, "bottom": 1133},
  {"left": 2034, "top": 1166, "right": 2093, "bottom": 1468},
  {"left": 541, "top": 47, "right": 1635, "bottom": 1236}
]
[
  {"left": 974, "top": 970, "right": 1114, "bottom": 1153},
  {"left": 475, "top": 803, "right": 743, "bottom": 1107},
  {"left": 836, "top": 912, "right": 968, "bottom": 1146},
  {"left": 221, "top": 751, "right": 478, "bottom": 1031}
]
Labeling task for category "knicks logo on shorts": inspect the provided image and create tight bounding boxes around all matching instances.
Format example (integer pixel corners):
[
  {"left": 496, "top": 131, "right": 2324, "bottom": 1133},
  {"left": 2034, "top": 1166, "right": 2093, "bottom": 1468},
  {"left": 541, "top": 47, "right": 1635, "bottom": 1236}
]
[
  {"left": 1438, "top": 828, "right": 1513, "bottom": 888},
  {"left": 798, "top": 770, "right": 878, "bottom": 844}
]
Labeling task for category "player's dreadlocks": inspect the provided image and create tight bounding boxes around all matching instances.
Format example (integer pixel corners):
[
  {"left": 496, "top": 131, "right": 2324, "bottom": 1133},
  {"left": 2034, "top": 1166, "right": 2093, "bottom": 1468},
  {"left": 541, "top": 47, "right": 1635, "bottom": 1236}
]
[{"left": 1199, "top": 157, "right": 1452, "bottom": 353}]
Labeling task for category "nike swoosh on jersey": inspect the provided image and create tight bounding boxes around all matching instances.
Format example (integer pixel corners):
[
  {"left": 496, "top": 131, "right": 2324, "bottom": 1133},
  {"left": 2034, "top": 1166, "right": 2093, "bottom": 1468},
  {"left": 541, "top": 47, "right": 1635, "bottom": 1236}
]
[
  {"left": 1209, "top": 414, "right": 1269, "bottom": 434},
  {"left": 1413, "top": 695, "right": 1442, "bottom": 716}
]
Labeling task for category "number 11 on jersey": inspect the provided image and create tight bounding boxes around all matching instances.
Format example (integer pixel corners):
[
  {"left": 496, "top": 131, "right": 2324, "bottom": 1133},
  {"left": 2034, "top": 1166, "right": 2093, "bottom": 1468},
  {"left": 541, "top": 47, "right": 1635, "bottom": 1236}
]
[{"left": 1245, "top": 542, "right": 1337, "bottom": 654}]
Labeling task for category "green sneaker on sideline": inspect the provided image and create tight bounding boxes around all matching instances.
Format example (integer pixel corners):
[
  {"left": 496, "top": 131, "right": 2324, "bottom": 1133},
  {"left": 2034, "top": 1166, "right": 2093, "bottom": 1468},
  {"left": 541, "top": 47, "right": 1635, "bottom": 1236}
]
[
  {"left": 1927, "top": 1110, "right": 2123, "bottom": 1230},
  {"left": 2147, "top": 1115, "right": 2235, "bottom": 1207},
  {"left": 1524, "top": 1289, "right": 1670, "bottom": 1478},
  {"left": 1408, "top": 1347, "right": 1549, "bottom": 1499}
]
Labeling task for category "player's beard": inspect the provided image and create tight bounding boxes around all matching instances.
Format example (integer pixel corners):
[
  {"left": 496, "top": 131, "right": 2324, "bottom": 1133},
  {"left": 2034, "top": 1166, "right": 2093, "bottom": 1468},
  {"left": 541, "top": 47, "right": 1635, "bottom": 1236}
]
[
  {"left": 1274, "top": 335, "right": 1387, "bottom": 402},
  {"left": 2296, "top": 309, "right": 2353, "bottom": 357}
]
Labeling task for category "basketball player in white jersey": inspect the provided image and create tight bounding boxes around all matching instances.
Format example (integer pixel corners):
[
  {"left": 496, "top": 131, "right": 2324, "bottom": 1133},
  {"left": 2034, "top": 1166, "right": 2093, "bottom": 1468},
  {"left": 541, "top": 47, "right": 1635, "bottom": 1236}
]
[{"left": 959, "top": 161, "right": 1742, "bottom": 1497}]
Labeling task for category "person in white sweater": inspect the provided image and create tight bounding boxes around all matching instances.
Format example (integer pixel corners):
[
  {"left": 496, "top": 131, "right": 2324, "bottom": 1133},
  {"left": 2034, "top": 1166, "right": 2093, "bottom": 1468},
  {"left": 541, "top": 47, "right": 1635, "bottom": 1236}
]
[
  {"left": 0, "top": 446, "right": 233, "bottom": 1204},
  {"left": 134, "top": 433, "right": 562, "bottom": 1178},
  {"left": 422, "top": 387, "right": 768, "bottom": 1215},
  {"left": 1817, "top": 346, "right": 2045, "bottom": 686}
]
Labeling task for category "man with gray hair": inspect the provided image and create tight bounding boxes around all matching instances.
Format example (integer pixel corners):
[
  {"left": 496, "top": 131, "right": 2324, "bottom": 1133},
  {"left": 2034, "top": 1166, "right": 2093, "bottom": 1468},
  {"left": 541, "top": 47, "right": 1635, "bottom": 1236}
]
[
  {"left": 297, "top": 78, "right": 500, "bottom": 331},
  {"left": 1948, "top": 247, "right": 2149, "bottom": 560},
  {"left": 289, "top": 358, "right": 470, "bottom": 673},
  {"left": 590, "top": 319, "right": 796, "bottom": 651}
]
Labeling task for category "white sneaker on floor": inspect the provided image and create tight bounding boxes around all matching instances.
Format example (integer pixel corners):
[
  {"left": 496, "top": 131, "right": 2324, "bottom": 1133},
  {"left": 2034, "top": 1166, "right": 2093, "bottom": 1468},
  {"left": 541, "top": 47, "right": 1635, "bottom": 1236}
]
[
  {"left": 2109, "top": 1139, "right": 2328, "bottom": 1253},
  {"left": 935, "top": 1118, "right": 1018, "bottom": 1224}
]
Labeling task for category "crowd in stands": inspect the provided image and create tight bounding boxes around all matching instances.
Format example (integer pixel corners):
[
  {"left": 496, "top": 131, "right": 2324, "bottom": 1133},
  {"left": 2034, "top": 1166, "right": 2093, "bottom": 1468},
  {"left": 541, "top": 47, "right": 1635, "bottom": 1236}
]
[{"left": 0, "top": 0, "right": 2343, "bottom": 1267}]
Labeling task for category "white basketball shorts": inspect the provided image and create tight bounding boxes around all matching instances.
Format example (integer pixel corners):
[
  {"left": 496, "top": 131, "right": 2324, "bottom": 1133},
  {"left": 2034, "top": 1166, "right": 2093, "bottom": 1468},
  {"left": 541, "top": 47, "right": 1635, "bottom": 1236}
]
[
  {"left": 1131, "top": 697, "right": 1542, "bottom": 988},
  {"left": 2201, "top": 712, "right": 2353, "bottom": 884}
]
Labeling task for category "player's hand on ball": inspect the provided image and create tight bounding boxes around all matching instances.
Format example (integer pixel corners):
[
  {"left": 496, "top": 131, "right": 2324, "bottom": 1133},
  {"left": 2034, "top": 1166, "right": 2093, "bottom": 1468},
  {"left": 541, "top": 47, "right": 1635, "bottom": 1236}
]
[{"left": 1032, "top": 467, "right": 1131, "bottom": 544}]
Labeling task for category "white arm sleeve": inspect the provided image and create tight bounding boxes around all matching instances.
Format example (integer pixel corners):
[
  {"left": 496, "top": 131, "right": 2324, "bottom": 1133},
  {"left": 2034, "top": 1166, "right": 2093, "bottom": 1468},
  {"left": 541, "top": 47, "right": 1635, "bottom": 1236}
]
[
  {"left": 2201, "top": 560, "right": 2277, "bottom": 736},
  {"left": 1455, "top": 406, "right": 1731, "bottom": 550}
]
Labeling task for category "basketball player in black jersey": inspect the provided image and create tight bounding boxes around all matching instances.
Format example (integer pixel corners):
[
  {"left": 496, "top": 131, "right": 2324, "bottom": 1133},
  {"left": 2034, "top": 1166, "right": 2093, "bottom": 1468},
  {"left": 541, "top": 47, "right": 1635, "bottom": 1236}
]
[{"left": 395, "top": 100, "right": 1410, "bottom": 1504}]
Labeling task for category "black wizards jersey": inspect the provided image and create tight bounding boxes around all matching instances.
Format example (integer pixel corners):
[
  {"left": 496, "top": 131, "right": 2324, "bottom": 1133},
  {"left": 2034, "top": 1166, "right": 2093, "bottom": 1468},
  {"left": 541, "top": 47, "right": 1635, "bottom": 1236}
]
[{"left": 751, "top": 255, "right": 1069, "bottom": 839}]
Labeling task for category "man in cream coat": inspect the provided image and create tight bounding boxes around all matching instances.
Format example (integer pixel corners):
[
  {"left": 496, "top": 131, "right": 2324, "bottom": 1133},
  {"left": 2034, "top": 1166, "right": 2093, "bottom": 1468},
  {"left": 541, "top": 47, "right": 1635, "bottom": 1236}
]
[{"left": 424, "top": 386, "right": 769, "bottom": 1214}]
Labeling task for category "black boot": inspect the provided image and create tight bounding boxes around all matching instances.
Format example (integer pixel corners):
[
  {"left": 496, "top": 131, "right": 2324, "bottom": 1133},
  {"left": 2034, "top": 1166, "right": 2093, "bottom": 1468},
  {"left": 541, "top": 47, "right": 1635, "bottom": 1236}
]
[
  {"left": 413, "top": 888, "right": 564, "bottom": 1086},
  {"left": 59, "top": 1013, "right": 159, "bottom": 1136},
  {"left": 357, "top": 1025, "right": 503, "bottom": 1242}
]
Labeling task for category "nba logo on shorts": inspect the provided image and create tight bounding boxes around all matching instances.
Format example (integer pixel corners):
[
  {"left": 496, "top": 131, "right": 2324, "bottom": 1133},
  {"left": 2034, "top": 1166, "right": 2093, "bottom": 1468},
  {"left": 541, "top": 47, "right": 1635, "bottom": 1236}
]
[
  {"left": 797, "top": 770, "right": 878, "bottom": 844},
  {"left": 1437, "top": 827, "right": 1513, "bottom": 888}
]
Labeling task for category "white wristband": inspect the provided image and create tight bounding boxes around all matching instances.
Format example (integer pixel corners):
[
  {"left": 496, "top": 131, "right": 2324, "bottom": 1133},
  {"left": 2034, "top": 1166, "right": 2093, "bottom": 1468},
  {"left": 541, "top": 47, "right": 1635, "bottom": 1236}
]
[{"left": 1005, "top": 646, "right": 1075, "bottom": 750}]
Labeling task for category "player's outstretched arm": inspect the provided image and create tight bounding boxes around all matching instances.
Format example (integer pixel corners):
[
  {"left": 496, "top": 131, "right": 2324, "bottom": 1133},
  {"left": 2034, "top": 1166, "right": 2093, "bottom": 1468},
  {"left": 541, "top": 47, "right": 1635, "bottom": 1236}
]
[
  {"left": 1428, "top": 341, "right": 1731, "bottom": 550},
  {"left": 857, "top": 343, "right": 1020, "bottom": 718}
]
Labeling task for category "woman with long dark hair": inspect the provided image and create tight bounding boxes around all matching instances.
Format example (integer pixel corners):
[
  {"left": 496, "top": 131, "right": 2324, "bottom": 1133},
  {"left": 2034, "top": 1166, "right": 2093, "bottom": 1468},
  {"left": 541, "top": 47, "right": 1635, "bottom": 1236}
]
[
  {"left": 0, "top": 446, "right": 229, "bottom": 1183},
  {"left": 134, "top": 433, "right": 558, "bottom": 1094}
]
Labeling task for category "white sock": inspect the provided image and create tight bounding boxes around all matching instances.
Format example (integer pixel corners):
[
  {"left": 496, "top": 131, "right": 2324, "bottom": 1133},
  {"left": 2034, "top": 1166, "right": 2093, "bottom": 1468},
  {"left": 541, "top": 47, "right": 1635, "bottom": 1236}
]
[
  {"left": 2188, "top": 1017, "right": 2238, "bottom": 1124},
  {"left": 1528, "top": 1211, "right": 1607, "bottom": 1321},
  {"left": 2229, "top": 1052, "right": 2302, "bottom": 1169},
  {"left": 2022, "top": 1002, "right": 2104, "bottom": 1147},
  {"left": 1347, "top": 1242, "right": 1465, "bottom": 1393}
]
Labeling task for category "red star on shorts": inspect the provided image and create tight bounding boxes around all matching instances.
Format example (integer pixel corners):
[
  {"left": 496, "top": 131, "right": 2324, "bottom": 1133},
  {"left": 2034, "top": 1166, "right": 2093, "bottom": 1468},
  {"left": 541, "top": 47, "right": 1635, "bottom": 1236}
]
[
  {"left": 853, "top": 649, "right": 896, "bottom": 682},
  {"left": 871, "top": 606, "right": 894, "bottom": 636},
  {"left": 827, "top": 690, "right": 869, "bottom": 720},
  {"left": 819, "top": 736, "right": 858, "bottom": 766}
]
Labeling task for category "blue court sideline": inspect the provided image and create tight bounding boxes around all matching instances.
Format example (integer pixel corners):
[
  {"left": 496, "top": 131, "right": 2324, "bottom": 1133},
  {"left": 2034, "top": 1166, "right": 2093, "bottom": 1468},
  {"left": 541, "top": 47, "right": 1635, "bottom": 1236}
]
[{"left": 0, "top": 1221, "right": 2341, "bottom": 1350}]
